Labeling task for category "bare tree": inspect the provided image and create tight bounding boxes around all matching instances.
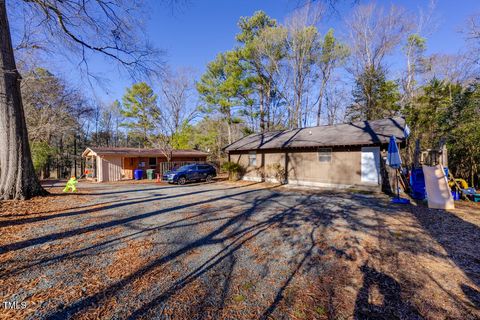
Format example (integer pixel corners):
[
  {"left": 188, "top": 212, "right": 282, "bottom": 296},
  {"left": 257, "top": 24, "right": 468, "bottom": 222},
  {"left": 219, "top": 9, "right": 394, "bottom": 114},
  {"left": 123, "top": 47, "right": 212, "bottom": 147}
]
[
  {"left": 347, "top": 3, "right": 409, "bottom": 75},
  {"left": 158, "top": 68, "right": 198, "bottom": 136},
  {"left": 284, "top": 2, "right": 323, "bottom": 128},
  {"left": 324, "top": 84, "right": 348, "bottom": 125},
  {"left": 110, "top": 100, "right": 123, "bottom": 147},
  {"left": 12, "top": 0, "right": 164, "bottom": 79},
  {"left": 251, "top": 25, "right": 289, "bottom": 129},
  {"left": 314, "top": 29, "right": 348, "bottom": 125},
  {"left": 1, "top": 0, "right": 165, "bottom": 199},
  {"left": 401, "top": 0, "right": 437, "bottom": 105},
  {"left": 466, "top": 13, "right": 480, "bottom": 42},
  {"left": 150, "top": 68, "right": 199, "bottom": 161},
  {"left": 151, "top": 134, "right": 174, "bottom": 162},
  {"left": 422, "top": 53, "right": 478, "bottom": 85},
  {"left": 18, "top": 67, "right": 90, "bottom": 179},
  {"left": 403, "top": 34, "right": 426, "bottom": 104},
  {"left": 464, "top": 12, "right": 480, "bottom": 67},
  {"left": 346, "top": 3, "right": 410, "bottom": 120},
  {"left": 10, "top": 3, "right": 50, "bottom": 70},
  {"left": 91, "top": 100, "right": 124, "bottom": 147},
  {"left": 21, "top": 68, "right": 87, "bottom": 144}
]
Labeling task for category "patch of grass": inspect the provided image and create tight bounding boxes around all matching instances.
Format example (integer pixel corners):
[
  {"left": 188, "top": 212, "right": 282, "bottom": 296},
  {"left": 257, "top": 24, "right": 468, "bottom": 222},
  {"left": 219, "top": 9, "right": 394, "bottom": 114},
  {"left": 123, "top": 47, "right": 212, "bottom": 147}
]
[
  {"left": 314, "top": 305, "right": 326, "bottom": 315},
  {"left": 293, "top": 309, "right": 306, "bottom": 318},
  {"left": 241, "top": 282, "right": 254, "bottom": 290},
  {"left": 347, "top": 188, "right": 375, "bottom": 194},
  {"left": 232, "top": 294, "right": 245, "bottom": 303}
]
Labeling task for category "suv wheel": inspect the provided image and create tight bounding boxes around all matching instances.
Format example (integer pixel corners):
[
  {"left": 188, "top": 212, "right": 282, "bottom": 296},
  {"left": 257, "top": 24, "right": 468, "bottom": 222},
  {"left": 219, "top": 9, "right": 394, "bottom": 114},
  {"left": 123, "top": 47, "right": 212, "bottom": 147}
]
[
  {"left": 205, "top": 175, "right": 213, "bottom": 183},
  {"left": 178, "top": 176, "right": 187, "bottom": 185}
]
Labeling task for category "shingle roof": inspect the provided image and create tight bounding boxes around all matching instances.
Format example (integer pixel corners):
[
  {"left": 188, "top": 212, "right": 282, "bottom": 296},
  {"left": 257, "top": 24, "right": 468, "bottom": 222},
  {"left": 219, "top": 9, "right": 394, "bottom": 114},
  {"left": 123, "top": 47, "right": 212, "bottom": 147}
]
[
  {"left": 224, "top": 117, "right": 406, "bottom": 152},
  {"left": 83, "top": 147, "right": 208, "bottom": 157}
]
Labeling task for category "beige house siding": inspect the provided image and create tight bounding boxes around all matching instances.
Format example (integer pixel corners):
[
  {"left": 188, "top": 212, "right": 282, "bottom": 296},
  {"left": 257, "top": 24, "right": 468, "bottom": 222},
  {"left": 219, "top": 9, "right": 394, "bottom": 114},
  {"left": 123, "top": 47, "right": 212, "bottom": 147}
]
[
  {"left": 229, "top": 152, "right": 285, "bottom": 181},
  {"left": 97, "top": 155, "right": 123, "bottom": 182},
  {"left": 287, "top": 151, "right": 362, "bottom": 186},
  {"left": 264, "top": 153, "right": 286, "bottom": 183},
  {"left": 230, "top": 149, "right": 377, "bottom": 188},
  {"left": 230, "top": 153, "right": 262, "bottom": 181}
]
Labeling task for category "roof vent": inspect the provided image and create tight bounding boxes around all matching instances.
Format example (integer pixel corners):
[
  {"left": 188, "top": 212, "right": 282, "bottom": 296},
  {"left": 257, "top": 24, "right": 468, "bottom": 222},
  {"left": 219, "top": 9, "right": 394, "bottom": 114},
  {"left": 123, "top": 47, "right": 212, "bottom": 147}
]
[{"left": 309, "top": 130, "right": 312, "bottom": 135}]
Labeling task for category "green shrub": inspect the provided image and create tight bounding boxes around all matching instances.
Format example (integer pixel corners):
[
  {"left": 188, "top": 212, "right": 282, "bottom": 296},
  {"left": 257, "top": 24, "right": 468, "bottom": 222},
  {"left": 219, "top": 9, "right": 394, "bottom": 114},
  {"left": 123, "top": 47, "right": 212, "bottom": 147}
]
[
  {"left": 221, "top": 161, "right": 244, "bottom": 181},
  {"left": 31, "top": 141, "right": 55, "bottom": 174}
]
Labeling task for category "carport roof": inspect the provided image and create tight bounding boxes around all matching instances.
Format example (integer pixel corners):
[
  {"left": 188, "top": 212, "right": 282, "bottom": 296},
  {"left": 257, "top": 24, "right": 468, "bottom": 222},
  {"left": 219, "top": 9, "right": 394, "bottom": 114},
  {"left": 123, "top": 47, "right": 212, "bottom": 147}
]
[
  {"left": 82, "top": 147, "right": 209, "bottom": 158},
  {"left": 224, "top": 117, "right": 407, "bottom": 152}
]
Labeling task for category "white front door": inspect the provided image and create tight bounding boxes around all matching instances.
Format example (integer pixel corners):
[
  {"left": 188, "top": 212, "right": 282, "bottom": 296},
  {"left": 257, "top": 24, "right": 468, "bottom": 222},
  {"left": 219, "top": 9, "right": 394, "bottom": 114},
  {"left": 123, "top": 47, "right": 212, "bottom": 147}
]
[{"left": 361, "top": 147, "right": 380, "bottom": 184}]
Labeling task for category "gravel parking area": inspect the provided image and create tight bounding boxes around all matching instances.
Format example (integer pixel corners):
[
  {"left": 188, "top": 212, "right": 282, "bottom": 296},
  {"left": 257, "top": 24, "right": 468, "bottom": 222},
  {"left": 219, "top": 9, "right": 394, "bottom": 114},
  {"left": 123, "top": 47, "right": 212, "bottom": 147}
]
[{"left": 0, "top": 180, "right": 479, "bottom": 319}]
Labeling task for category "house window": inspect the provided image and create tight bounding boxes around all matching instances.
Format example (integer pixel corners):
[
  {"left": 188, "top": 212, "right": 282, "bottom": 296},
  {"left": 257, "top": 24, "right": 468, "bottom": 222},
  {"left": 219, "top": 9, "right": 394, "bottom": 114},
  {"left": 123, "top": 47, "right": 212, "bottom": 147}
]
[
  {"left": 149, "top": 157, "right": 157, "bottom": 167},
  {"left": 318, "top": 148, "right": 332, "bottom": 163},
  {"left": 248, "top": 151, "right": 257, "bottom": 166}
]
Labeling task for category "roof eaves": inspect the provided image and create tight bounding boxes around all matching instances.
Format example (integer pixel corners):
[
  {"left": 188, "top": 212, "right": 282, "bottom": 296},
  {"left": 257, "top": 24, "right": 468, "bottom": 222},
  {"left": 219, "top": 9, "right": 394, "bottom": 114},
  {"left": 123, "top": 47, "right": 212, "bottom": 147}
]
[{"left": 81, "top": 147, "right": 96, "bottom": 157}]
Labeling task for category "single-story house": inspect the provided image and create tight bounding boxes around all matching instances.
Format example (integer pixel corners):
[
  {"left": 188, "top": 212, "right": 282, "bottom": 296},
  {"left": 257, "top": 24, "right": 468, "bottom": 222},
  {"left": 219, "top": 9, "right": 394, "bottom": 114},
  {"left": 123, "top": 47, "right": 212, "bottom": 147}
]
[
  {"left": 81, "top": 147, "right": 208, "bottom": 182},
  {"left": 224, "top": 117, "right": 407, "bottom": 189}
]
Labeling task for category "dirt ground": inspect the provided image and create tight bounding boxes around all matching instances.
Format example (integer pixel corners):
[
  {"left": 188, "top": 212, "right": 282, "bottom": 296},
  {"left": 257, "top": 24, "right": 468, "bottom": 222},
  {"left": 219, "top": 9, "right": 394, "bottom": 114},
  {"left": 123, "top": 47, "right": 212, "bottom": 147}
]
[{"left": 0, "top": 180, "right": 479, "bottom": 319}]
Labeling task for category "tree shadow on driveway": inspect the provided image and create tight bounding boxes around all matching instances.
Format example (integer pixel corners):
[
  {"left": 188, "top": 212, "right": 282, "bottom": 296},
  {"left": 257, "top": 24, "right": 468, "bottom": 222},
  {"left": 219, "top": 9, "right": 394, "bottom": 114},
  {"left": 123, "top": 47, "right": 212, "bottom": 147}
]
[{"left": 2, "top": 183, "right": 479, "bottom": 319}]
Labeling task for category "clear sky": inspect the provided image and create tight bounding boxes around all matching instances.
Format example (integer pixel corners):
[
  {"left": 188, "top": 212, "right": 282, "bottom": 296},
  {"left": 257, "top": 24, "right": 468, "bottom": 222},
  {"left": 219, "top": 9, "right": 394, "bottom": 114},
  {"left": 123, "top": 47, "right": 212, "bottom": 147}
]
[{"left": 35, "top": 0, "right": 480, "bottom": 102}]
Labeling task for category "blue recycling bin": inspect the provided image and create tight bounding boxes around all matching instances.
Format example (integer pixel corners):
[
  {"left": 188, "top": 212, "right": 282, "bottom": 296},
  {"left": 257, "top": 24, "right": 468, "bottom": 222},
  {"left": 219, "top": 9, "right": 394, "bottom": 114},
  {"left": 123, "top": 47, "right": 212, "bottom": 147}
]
[{"left": 134, "top": 169, "right": 143, "bottom": 180}]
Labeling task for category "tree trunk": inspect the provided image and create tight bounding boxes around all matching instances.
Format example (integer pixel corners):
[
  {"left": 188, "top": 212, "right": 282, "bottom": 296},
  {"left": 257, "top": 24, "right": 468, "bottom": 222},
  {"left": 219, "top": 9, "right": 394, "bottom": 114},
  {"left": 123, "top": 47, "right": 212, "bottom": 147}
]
[
  {"left": 294, "top": 75, "right": 302, "bottom": 128},
  {"left": 226, "top": 111, "right": 232, "bottom": 145},
  {"left": 266, "top": 84, "right": 271, "bottom": 131},
  {"left": 259, "top": 88, "right": 265, "bottom": 132},
  {"left": 0, "top": 0, "right": 46, "bottom": 200},
  {"left": 316, "top": 78, "right": 327, "bottom": 126},
  {"left": 470, "top": 156, "right": 475, "bottom": 188}
]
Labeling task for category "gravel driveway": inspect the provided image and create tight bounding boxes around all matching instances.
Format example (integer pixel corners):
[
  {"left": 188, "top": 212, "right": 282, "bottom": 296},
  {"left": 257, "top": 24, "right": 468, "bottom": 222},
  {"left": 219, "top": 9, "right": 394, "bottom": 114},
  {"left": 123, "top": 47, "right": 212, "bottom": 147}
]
[{"left": 1, "top": 181, "right": 479, "bottom": 319}]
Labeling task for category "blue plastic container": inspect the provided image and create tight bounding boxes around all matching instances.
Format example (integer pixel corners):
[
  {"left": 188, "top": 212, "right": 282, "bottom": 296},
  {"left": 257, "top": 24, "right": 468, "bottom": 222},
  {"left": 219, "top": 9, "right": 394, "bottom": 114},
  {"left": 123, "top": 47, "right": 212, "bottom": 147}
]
[{"left": 134, "top": 169, "right": 143, "bottom": 180}]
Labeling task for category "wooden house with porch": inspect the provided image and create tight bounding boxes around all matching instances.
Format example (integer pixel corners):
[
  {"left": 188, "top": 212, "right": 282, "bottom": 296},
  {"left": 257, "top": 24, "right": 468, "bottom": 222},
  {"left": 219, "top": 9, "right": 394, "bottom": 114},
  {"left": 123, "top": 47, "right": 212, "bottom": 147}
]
[{"left": 82, "top": 147, "right": 208, "bottom": 182}]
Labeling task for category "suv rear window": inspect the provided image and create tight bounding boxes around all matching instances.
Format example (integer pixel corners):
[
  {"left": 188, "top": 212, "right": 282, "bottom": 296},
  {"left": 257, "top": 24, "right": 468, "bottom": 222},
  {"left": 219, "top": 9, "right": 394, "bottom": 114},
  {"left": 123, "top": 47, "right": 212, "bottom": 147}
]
[{"left": 198, "top": 165, "right": 211, "bottom": 170}]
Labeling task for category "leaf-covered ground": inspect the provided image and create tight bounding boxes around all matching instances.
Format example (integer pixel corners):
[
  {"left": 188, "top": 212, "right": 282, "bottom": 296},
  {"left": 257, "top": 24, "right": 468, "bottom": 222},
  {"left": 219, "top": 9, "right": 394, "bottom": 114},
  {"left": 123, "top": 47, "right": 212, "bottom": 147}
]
[{"left": 0, "top": 181, "right": 479, "bottom": 319}]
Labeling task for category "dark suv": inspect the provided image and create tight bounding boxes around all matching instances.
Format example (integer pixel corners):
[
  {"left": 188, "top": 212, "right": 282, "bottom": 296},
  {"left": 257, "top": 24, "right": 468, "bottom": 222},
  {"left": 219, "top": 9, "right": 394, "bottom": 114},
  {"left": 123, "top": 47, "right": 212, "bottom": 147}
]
[{"left": 162, "top": 164, "right": 217, "bottom": 185}]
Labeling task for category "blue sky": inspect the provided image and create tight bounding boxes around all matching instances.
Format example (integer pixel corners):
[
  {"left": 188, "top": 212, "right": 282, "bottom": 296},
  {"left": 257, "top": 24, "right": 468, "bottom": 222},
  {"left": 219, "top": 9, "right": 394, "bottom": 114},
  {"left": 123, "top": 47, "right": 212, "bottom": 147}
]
[{"left": 25, "top": 0, "right": 480, "bottom": 102}]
